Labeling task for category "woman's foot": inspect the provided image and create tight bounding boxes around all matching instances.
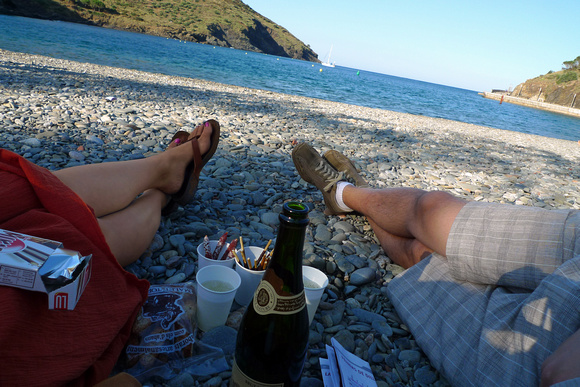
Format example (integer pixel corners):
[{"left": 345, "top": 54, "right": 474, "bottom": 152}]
[
  {"left": 158, "top": 121, "right": 215, "bottom": 195},
  {"left": 167, "top": 130, "right": 189, "bottom": 149}
]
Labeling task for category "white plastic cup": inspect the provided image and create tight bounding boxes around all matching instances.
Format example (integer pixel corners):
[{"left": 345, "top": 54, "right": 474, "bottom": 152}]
[
  {"left": 303, "top": 266, "right": 329, "bottom": 325},
  {"left": 195, "top": 265, "right": 241, "bottom": 332},
  {"left": 234, "top": 246, "right": 266, "bottom": 306},
  {"left": 197, "top": 240, "right": 235, "bottom": 271}
]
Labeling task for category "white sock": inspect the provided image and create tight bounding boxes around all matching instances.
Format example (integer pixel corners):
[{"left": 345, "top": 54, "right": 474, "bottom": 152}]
[{"left": 335, "top": 182, "right": 354, "bottom": 212}]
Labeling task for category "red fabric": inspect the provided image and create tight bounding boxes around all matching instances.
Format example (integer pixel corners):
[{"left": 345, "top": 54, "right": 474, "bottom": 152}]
[{"left": 0, "top": 150, "right": 149, "bottom": 386}]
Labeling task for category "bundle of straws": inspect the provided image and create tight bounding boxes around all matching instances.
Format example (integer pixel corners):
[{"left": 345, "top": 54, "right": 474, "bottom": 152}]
[{"left": 235, "top": 237, "right": 272, "bottom": 271}]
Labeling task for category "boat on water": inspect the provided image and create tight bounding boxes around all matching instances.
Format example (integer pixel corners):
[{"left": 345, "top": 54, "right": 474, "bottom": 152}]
[{"left": 321, "top": 45, "right": 335, "bottom": 67}]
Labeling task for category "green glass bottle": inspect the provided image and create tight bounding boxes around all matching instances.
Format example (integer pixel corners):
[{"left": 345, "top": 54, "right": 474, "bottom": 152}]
[{"left": 230, "top": 202, "right": 310, "bottom": 387}]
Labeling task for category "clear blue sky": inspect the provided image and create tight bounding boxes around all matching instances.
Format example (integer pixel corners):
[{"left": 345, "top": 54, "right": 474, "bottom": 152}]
[{"left": 242, "top": 0, "right": 579, "bottom": 91}]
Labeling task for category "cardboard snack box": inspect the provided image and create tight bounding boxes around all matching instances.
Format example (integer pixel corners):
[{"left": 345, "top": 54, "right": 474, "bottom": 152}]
[{"left": 0, "top": 229, "right": 92, "bottom": 310}]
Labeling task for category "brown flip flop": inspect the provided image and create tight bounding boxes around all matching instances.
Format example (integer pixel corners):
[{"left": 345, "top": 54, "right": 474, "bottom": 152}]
[
  {"left": 162, "top": 120, "right": 220, "bottom": 215},
  {"left": 167, "top": 130, "right": 190, "bottom": 149}
]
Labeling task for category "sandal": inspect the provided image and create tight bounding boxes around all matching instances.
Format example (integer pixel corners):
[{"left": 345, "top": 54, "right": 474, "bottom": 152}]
[
  {"left": 167, "top": 131, "right": 190, "bottom": 149},
  {"left": 162, "top": 120, "right": 221, "bottom": 215}
]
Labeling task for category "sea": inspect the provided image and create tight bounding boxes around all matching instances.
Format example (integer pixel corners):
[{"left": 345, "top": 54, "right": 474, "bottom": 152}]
[{"left": 0, "top": 15, "right": 578, "bottom": 142}]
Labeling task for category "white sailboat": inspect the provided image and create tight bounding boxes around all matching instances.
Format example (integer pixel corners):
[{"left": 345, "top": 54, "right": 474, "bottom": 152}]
[{"left": 321, "top": 45, "right": 335, "bottom": 67}]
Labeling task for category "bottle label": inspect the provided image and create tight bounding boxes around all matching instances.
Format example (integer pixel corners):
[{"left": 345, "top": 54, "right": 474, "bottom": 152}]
[
  {"left": 231, "top": 359, "right": 284, "bottom": 387},
  {"left": 253, "top": 280, "right": 305, "bottom": 316}
]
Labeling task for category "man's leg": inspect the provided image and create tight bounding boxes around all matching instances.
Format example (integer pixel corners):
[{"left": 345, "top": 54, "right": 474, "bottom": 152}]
[
  {"left": 366, "top": 217, "right": 434, "bottom": 268},
  {"left": 292, "top": 143, "right": 466, "bottom": 268},
  {"left": 388, "top": 204, "right": 580, "bottom": 386},
  {"left": 343, "top": 186, "right": 466, "bottom": 265}
]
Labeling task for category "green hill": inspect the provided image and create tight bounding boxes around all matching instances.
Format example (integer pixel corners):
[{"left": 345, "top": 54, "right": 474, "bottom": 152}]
[
  {"left": 0, "top": 0, "right": 320, "bottom": 62},
  {"left": 511, "top": 57, "right": 580, "bottom": 108}
]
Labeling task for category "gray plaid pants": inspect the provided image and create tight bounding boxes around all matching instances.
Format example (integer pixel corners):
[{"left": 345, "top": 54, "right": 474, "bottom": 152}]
[{"left": 387, "top": 202, "right": 580, "bottom": 386}]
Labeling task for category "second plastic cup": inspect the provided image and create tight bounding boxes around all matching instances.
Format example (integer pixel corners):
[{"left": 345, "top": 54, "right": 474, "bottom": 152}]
[
  {"left": 303, "top": 266, "right": 329, "bottom": 325},
  {"left": 197, "top": 240, "right": 235, "bottom": 271},
  {"left": 234, "top": 246, "right": 266, "bottom": 306},
  {"left": 195, "top": 265, "right": 241, "bottom": 332}
]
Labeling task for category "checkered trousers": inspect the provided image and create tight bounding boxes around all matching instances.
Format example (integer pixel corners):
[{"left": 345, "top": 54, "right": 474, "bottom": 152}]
[{"left": 387, "top": 202, "right": 580, "bottom": 386}]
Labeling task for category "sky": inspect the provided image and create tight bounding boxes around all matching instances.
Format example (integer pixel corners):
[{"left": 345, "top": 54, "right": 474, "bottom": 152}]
[{"left": 242, "top": 0, "right": 579, "bottom": 92}]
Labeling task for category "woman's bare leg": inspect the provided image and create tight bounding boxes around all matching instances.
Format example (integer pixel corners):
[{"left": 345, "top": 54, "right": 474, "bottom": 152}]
[
  {"left": 53, "top": 123, "right": 213, "bottom": 218},
  {"left": 53, "top": 122, "right": 214, "bottom": 266},
  {"left": 97, "top": 189, "right": 165, "bottom": 267},
  {"left": 343, "top": 186, "right": 466, "bottom": 259}
]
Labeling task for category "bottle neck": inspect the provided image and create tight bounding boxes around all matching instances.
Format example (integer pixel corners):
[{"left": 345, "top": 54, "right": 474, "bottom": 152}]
[{"left": 266, "top": 220, "right": 307, "bottom": 294}]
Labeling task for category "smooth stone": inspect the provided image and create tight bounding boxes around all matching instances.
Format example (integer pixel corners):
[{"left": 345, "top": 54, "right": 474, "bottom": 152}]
[
  {"left": 327, "top": 300, "right": 346, "bottom": 325},
  {"left": 352, "top": 308, "right": 387, "bottom": 324},
  {"left": 334, "top": 256, "right": 355, "bottom": 274},
  {"left": 164, "top": 272, "right": 186, "bottom": 284},
  {"left": 314, "top": 224, "right": 332, "bottom": 242},
  {"left": 414, "top": 366, "right": 438, "bottom": 385},
  {"left": 333, "top": 221, "right": 354, "bottom": 233},
  {"left": 148, "top": 233, "right": 164, "bottom": 251},
  {"left": 372, "top": 320, "right": 393, "bottom": 337},
  {"left": 86, "top": 135, "right": 104, "bottom": 145},
  {"left": 201, "top": 326, "right": 237, "bottom": 356},
  {"left": 22, "top": 138, "right": 41, "bottom": 147},
  {"left": 349, "top": 267, "right": 377, "bottom": 285},
  {"left": 308, "top": 330, "right": 322, "bottom": 345},
  {"left": 203, "top": 376, "right": 223, "bottom": 387},
  {"left": 68, "top": 150, "right": 85, "bottom": 160},
  {"left": 332, "top": 329, "right": 355, "bottom": 353},
  {"left": 260, "top": 212, "right": 279, "bottom": 226},
  {"left": 345, "top": 254, "right": 367, "bottom": 269},
  {"left": 149, "top": 265, "right": 167, "bottom": 275},
  {"left": 398, "top": 349, "right": 421, "bottom": 365},
  {"left": 166, "top": 373, "right": 194, "bottom": 387},
  {"left": 169, "top": 234, "right": 186, "bottom": 248},
  {"left": 252, "top": 191, "right": 266, "bottom": 205},
  {"left": 300, "top": 377, "right": 324, "bottom": 387},
  {"left": 347, "top": 324, "right": 371, "bottom": 333},
  {"left": 395, "top": 337, "right": 412, "bottom": 350}
]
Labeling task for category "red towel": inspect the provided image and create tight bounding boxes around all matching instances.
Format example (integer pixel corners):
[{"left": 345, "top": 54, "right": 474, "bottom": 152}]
[{"left": 0, "top": 150, "right": 149, "bottom": 386}]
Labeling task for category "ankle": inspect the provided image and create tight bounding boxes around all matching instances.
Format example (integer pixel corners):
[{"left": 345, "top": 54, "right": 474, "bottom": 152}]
[{"left": 336, "top": 182, "right": 354, "bottom": 212}]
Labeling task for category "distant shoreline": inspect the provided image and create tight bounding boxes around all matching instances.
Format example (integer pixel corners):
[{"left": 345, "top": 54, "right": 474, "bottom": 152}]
[
  {"left": 2, "top": 49, "right": 579, "bottom": 162},
  {"left": 481, "top": 91, "right": 580, "bottom": 119}
]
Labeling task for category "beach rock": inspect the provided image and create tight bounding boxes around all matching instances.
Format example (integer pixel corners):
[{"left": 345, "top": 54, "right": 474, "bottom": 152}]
[
  {"left": 201, "top": 326, "right": 238, "bottom": 356},
  {"left": 349, "top": 267, "right": 377, "bottom": 285}
]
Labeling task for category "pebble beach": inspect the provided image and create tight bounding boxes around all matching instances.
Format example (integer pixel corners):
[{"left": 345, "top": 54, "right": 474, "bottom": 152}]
[{"left": 2, "top": 49, "right": 579, "bottom": 386}]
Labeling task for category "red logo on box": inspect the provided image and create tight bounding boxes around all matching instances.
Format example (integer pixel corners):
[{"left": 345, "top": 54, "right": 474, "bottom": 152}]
[{"left": 54, "top": 293, "right": 69, "bottom": 310}]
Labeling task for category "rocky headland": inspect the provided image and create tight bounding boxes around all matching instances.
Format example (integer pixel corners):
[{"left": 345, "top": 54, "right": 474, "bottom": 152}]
[{"left": 0, "top": 0, "right": 319, "bottom": 62}]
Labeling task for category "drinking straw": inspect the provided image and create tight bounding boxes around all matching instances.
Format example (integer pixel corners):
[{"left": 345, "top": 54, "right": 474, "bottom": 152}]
[
  {"left": 219, "top": 238, "right": 238, "bottom": 260},
  {"left": 203, "top": 235, "right": 211, "bottom": 259},
  {"left": 255, "top": 239, "right": 272, "bottom": 270},
  {"left": 212, "top": 232, "right": 228, "bottom": 260},
  {"left": 239, "top": 236, "right": 248, "bottom": 268}
]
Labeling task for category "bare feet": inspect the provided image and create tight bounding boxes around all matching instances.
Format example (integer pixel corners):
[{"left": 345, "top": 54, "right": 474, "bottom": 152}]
[{"left": 158, "top": 122, "right": 213, "bottom": 195}]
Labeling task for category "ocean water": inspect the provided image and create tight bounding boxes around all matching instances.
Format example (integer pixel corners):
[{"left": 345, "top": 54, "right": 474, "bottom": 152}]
[{"left": 0, "top": 15, "right": 578, "bottom": 142}]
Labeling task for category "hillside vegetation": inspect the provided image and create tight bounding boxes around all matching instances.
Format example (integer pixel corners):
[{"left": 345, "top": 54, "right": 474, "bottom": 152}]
[
  {"left": 511, "top": 56, "right": 580, "bottom": 108},
  {"left": 0, "top": 0, "right": 320, "bottom": 62}
]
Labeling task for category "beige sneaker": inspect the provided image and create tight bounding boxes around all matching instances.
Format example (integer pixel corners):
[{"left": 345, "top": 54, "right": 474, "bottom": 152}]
[
  {"left": 323, "top": 150, "right": 369, "bottom": 188},
  {"left": 292, "top": 143, "right": 348, "bottom": 215}
]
